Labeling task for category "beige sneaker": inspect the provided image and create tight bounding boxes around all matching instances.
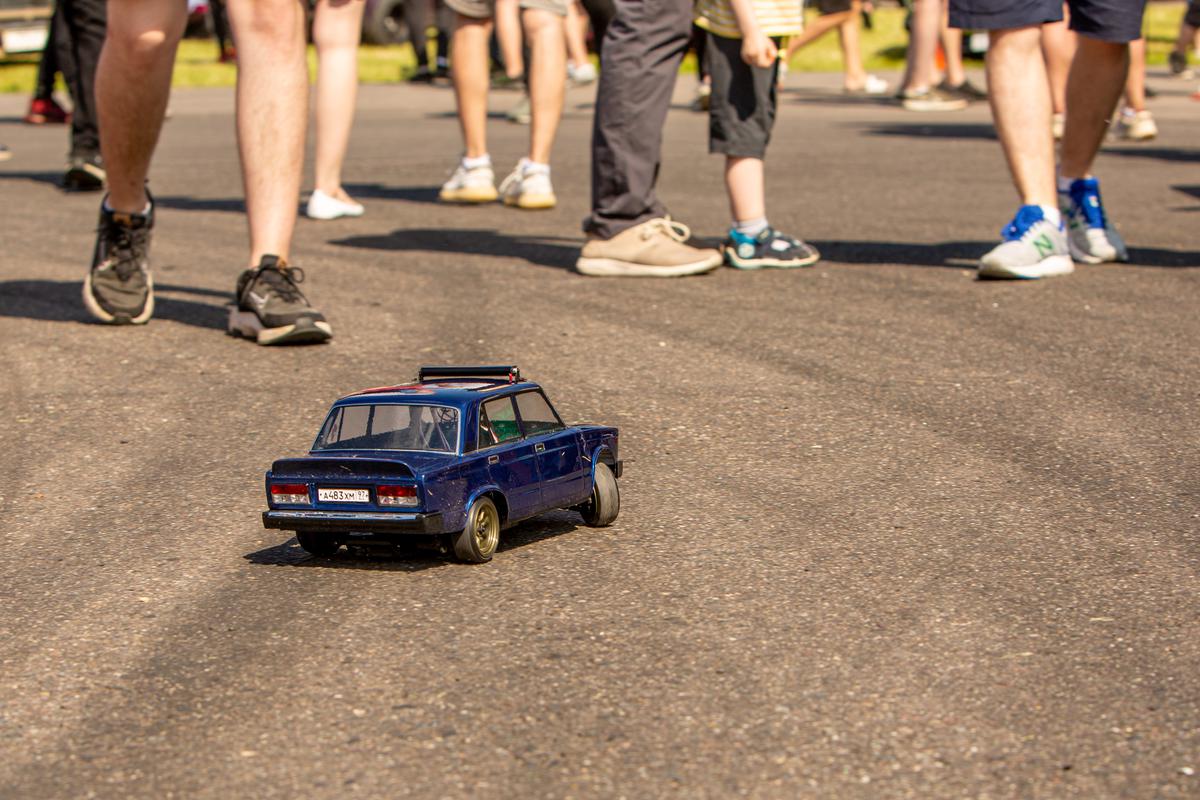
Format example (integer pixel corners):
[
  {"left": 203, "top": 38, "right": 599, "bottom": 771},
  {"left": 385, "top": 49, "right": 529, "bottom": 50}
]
[
  {"left": 499, "top": 159, "right": 556, "bottom": 209},
  {"left": 439, "top": 160, "right": 498, "bottom": 204},
  {"left": 576, "top": 218, "right": 723, "bottom": 277}
]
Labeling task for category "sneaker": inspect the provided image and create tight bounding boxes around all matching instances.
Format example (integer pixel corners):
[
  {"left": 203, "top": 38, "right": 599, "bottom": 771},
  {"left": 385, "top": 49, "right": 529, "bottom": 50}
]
[
  {"left": 499, "top": 159, "right": 556, "bottom": 210},
  {"left": 1059, "top": 177, "right": 1127, "bottom": 264},
  {"left": 306, "top": 188, "right": 364, "bottom": 220},
  {"left": 898, "top": 87, "right": 968, "bottom": 112},
  {"left": 1169, "top": 50, "right": 1193, "bottom": 78},
  {"left": 409, "top": 65, "right": 435, "bottom": 83},
  {"left": 1052, "top": 112, "right": 1065, "bottom": 141},
  {"left": 229, "top": 255, "right": 333, "bottom": 345},
  {"left": 691, "top": 82, "right": 711, "bottom": 112},
  {"left": 978, "top": 205, "right": 1074, "bottom": 280},
  {"left": 64, "top": 153, "right": 105, "bottom": 191},
  {"left": 1112, "top": 108, "right": 1157, "bottom": 141},
  {"left": 24, "top": 96, "right": 70, "bottom": 125},
  {"left": 438, "top": 160, "right": 498, "bottom": 204},
  {"left": 725, "top": 226, "right": 820, "bottom": 270},
  {"left": 84, "top": 198, "right": 155, "bottom": 324},
  {"left": 576, "top": 217, "right": 723, "bottom": 277},
  {"left": 844, "top": 74, "right": 889, "bottom": 95},
  {"left": 567, "top": 61, "right": 598, "bottom": 86},
  {"left": 937, "top": 78, "right": 987, "bottom": 102},
  {"left": 506, "top": 95, "right": 531, "bottom": 125}
]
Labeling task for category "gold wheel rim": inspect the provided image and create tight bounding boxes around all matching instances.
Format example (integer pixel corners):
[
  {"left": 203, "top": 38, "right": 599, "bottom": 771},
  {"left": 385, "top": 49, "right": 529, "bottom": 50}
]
[{"left": 473, "top": 503, "right": 499, "bottom": 556}]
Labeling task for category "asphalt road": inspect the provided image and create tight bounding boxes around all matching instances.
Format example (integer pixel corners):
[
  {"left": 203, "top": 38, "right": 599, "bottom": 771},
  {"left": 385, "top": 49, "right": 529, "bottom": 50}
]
[{"left": 1, "top": 70, "right": 1197, "bottom": 799}]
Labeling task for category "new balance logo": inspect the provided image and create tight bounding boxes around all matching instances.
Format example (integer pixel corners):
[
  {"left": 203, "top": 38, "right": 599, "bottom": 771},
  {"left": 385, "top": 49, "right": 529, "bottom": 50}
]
[{"left": 1033, "top": 235, "right": 1055, "bottom": 258}]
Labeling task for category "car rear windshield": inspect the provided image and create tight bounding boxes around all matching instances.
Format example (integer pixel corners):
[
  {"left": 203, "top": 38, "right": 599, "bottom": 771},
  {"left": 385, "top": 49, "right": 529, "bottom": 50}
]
[{"left": 314, "top": 404, "right": 459, "bottom": 453}]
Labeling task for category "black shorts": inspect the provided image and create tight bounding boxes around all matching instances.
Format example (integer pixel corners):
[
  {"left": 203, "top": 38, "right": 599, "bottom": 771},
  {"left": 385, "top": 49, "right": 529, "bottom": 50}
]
[
  {"left": 948, "top": 0, "right": 1147, "bottom": 43},
  {"left": 1187, "top": 0, "right": 1200, "bottom": 29},
  {"left": 707, "top": 31, "right": 780, "bottom": 159}
]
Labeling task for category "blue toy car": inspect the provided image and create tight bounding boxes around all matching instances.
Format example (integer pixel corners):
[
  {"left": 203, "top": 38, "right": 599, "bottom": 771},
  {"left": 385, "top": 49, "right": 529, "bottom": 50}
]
[{"left": 262, "top": 366, "right": 622, "bottom": 562}]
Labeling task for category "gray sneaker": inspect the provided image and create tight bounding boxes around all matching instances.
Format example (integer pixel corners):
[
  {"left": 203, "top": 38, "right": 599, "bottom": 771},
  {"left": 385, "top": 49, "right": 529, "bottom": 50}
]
[
  {"left": 1059, "top": 177, "right": 1128, "bottom": 264},
  {"left": 978, "top": 206, "right": 1074, "bottom": 280},
  {"left": 898, "top": 86, "right": 968, "bottom": 112},
  {"left": 229, "top": 255, "right": 333, "bottom": 345},
  {"left": 83, "top": 198, "right": 155, "bottom": 324}
]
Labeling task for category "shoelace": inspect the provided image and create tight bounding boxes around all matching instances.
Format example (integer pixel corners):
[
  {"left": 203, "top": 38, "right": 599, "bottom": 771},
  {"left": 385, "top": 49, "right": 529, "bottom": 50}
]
[
  {"left": 256, "top": 264, "right": 307, "bottom": 305},
  {"left": 1069, "top": 183, "right": 1108, "bottom": 230},
  {"left": 100, "top": 219, "right": 149, "bottom": 281},
  {"left": 640, "top": 218, "right": 691, "bottom": 243},
  {"left": 1001, "top": 206, "right": 1049, "bottom": 242}
]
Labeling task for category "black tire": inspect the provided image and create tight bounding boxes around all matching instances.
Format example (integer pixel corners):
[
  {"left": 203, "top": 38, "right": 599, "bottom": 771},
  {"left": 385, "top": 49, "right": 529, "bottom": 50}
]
[
  {"left": 580, "top": 462, "right": 619, "bottom": 527},
  {"left": 296, "top": 531, "right": 341, "bottom": 557},
  {"left": 362, "top": 0, "right": 409, "bottom": 45},
  {"left": 453, "top": 496, "right": 501, "bottom": 563}
]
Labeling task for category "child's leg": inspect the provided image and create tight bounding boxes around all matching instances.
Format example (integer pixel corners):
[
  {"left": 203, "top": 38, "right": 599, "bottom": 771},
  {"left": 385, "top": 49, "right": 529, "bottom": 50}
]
[
  {"left": 523, "top": 5, "right": 566, "bottom": 165},
  {"left": 450, "top": 12, "right": 493, "bottom": 158},
  {"left": 725, "top": 157, "right": 766, "bottom": 228}
]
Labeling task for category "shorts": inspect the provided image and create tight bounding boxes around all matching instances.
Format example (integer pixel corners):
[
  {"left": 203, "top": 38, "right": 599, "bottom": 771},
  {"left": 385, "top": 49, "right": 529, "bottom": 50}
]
[
  {"left": 707, "top": 31, "right": 780, "bottom": 159},
  {"left": 1187, "top": 0, "right": 1200, "bottom": 29},
  {"left": 948, "top": 0, "right": 1147, "bottom": 43},
  {"left": 810, "top": 0, "right": 853, "bottom": 15},
  {"left": 446, "top": 0, "right": 567, "bottom": 19}
]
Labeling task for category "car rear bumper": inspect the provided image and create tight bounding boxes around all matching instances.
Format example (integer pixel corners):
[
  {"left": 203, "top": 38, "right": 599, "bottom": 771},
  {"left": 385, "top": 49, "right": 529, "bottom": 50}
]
[{"left": 262, "top": 509, "right": 444, "bottom": 534}]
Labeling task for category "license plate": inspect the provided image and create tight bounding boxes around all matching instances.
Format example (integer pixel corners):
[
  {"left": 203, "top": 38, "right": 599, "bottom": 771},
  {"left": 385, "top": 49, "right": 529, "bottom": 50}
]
[
  {"left": 2, "top": 27, "right": 48, "bottom": 55},
  {"left": 318, "top": 487, "right": 369, "bottom": 503}
]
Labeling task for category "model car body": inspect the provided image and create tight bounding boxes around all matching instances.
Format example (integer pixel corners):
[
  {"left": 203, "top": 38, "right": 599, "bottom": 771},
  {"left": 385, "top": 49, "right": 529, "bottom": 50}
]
[{"left": 262, "top": 366, "right": 621, "bottom": 562}]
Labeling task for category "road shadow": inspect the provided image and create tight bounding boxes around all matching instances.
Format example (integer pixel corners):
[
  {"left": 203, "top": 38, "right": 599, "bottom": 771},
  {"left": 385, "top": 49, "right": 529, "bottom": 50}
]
[
  {"left": 1104, "top": 146, "right": 1200, "bottom": 165},
  {"left": 0, "top": 279, "right": 228, "bottom": 330},
  {"left": 154, "top": 195, "right": 245, "bottom": 213},
  {"left": 329, "top": 227, "right": 578, "bottom": 270},
  {"left": 0, "top": 169, "right": 69, "bottom": 189},
  {"left": 813, "top": 239, "right": 1200, "bottom": 269},
  {"left": 1169, "top": 184, "right": 1200, "bottom": 212},
  {"left": 341, "top": 184, "right": 440, "bottom": 205},
  {"left": 245, "top": 513, "right": 582, "bottom": 570},
  {"left": 864, "top": 123, "right": 997, "bottom": 141}
]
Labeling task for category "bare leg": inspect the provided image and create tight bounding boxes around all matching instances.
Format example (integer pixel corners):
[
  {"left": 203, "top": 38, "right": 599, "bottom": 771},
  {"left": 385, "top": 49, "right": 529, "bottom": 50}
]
[
  {"left": 451, "top": 14, "right": 493, "bottom": 159},
  {"left": 565, "top": 0, "right": 589, "bottom": 69},
  {"left": 1040, "top": 10, "right": 1075, "bottom": 115},
  {"left": 1060, "top": 36, "right": 1129, "bottom": 178},
  {"left": 227, "top": 0, "right": 308, "bottom": 265},
  {"left": 837, "top": 0, "right": 867, "bottom": 88},
  {"left": 495, "top": 0, "right": 524, "bottom": 78},
  {"left": 523, "top": 7, "right": 566, "bottom": 164},
  {"left": 725, "top": 156, "right": 765, "bottom": 222},
  {"left": 784, "top": 10, "right": 850, "bottom": 62},
  {"left": 901, "top": 0, "right": 940, "bottom": 92},
  {"left": 987, "top": 26, "right": 1055, "bottom": 206},
  {"left": 313, "top": 0, "right": 365, "bottom": 201},
  {"left": 96, "top": 0, "right": 186, "bottom": 213},
  {"left": 941, "top": 7, "right": 965, "bottom": 87},
  {"left": 1122, "top": 37, "right": 1145, "bottom": 111}
]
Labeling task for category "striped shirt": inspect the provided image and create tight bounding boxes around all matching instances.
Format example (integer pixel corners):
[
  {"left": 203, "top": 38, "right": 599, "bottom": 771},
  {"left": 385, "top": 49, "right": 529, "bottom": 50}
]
[{"left": 695, "top": 0, "right": 804, "bottom": 38}]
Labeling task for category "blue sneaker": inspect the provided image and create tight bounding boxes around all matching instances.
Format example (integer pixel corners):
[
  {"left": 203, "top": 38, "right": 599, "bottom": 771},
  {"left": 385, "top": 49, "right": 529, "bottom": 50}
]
[
  {"left": 725, "top": 227, "right": 820, "bottom": 270},
  {"left": 1059, "top": 177, "right": 1128, "bottom": 264},
  {"left": 978, "top": 205, "right": 1073, "bottom": 280}
]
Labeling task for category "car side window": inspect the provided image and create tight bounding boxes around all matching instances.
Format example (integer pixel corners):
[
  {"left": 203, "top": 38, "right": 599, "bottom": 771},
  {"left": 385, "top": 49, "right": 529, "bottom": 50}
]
[
  {"left": 480, "top": 397, "right": 521, "bottom": 447},
  {"left": 515, "top": 391, "right": 564, "bottom": 436}
]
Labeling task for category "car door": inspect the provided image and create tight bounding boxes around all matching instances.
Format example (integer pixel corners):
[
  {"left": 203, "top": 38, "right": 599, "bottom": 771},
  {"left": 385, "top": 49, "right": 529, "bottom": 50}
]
[
  {"left": 514, "top": 390, "right": 584, "bottom": 509},
  {"left": 478, "top": 395, "right": 542, "bottom": 520}
]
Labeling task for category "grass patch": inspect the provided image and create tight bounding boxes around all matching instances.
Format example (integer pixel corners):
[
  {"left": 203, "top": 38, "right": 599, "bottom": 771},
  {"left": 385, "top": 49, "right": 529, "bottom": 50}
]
[{"left": 0, "top": 3, "right": 1190, "bottom": 94}]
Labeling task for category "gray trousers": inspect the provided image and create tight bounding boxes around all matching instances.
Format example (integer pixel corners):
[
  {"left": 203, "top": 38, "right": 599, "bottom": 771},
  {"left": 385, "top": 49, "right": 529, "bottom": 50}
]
[{"left": 583, "top": 0, "right": 693, "bottom": 240}]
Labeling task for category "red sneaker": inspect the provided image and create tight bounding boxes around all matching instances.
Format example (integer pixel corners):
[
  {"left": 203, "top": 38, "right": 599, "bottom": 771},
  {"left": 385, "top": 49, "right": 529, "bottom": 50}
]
[{"left": 24, "top": 97, "right": 71, "bottom": 125}]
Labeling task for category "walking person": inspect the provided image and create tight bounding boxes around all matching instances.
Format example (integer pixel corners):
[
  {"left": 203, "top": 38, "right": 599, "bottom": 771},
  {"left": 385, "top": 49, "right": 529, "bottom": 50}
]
[
  {"left": 575, "top": 0, "right": 723, "bottom": 277},
  {"left": 54, "top": 0, "right": 107, "bottom": 190},
  {"left": 305, "top": 0, "right": 368, "bottom": 220},
  {"left": 950, "top": 0, "right": 1147, "bottom": 279},
  {"left": 782, "top": 0, "right": 889, "bottom": 96},
  {"left": 84, "top": 0, "right": 332, "bottom": 344},
  {"left": 24, "top": 3, "right": 72, "bottom": 125}
]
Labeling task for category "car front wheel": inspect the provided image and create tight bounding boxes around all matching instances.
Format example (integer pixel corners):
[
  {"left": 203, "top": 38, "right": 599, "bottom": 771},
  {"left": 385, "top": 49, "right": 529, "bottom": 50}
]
[
  {"left": 453, "top": 496, "right": 501, "bottom": 563},
  {"left": 580, "top": 462, "right": 619, "bottom": 527}
]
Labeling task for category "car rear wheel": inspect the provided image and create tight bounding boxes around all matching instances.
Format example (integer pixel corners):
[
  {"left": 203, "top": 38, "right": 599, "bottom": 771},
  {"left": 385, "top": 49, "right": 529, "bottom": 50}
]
[
  {"left": 580, "top": 462, "right": 619, "bottom": 527},
  {"left": 296, "top": 531, "right": 342, "bottom": 557},
  {"left": 453, "top": 496, "right": 500, "bottom": 563}
]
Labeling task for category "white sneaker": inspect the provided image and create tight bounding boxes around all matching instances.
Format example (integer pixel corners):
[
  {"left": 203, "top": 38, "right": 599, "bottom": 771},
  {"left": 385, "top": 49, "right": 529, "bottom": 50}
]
[
  {"left": 305, "top": 189, "right": 364, "bottom": 220},
  {"left": 978, "top": 206, "right": 1074, "bottom": 280},
  {"left": 567, "top": 61, "right": 597, "bottom": 86},
  {"left": 499, "top": 159, "right": 556, "bottom": 210},
  {"left": 439, "top": 160, "right": 498, "bottom": 204},
  {"left": 1112, "top": 109, "right": 1157, "bottom": 141}
]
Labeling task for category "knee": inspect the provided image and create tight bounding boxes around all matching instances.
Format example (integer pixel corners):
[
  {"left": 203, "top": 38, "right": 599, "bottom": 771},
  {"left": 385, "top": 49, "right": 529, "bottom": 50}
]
[
  {"left": 988, "top": 26, "right": 1042, "bottom": 55},
  {"left": 104, "top": 5, "right": 184, "bottom": 65},
  {"left": 231, "top": 0, "right": 306, "bottom": 42},
  {"left": 522, "top": 8, "right": 562, "bottom": 37}
]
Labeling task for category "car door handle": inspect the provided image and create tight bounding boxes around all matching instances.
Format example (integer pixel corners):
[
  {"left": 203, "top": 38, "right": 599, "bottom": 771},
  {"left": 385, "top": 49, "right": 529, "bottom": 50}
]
[
  {"left": 488, "top": 455, "right": 500, "bottom": 465},
  {"left": 534, "top": 443, "right": 545, "bottom": 453}
]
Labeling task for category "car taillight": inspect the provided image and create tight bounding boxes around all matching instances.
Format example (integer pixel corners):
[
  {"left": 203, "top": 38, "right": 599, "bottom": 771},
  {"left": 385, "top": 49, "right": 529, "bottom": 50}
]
[
  {"left": 271, "top": 483, "right": 310, "bottom": 504},
  {"left": 377, "top": 485, "right": 417, "bottom": 507}
]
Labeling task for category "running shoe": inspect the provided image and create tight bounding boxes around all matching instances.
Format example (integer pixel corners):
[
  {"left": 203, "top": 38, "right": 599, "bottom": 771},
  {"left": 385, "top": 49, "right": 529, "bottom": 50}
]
[
  {"left": 1169, "top": 50, "right": 1193, "bottom": 78},
  {"left": 409, "top": 65, "right": 435, "bottom": 83},
  {"left": 937, "top": 78, "right": 987, "bottom": 102},
  {"left": 568, "top": 61, "right": 597, "bottom": 86},
  {"left": 24, "top": 96, "right": 70, "bottom": 125},
  {"left": 499, "top": 159, "right": 556, "bottom": 209},
  {"left": 978, "top": 205, "right": 1074, "bottom": 280},
  {"left": 725, "top": 226, "right": 820, "bottom": 270},
  {"left": 897, "top": 87, "right": 967, "bottom": 112},
  {"left": 84, "top": 198, "right": 155, "bottom": 324},
  {"left": 229, "top": 256, "right": 333, "bottom": 345},
  {"left": 506, "top": 95, "right": 531, "bottom": 125},
  {"left": 64, "top": 152, "right": 105, "bottom": 191},
  {"left": 439, "top": 160, "right": 498, "bottom": 203},
  {"left": 1112, "top": 109, "right": 1157, "bottom": 141},
  {"left": 1059, "top": 177, "right": 1127, "bottom": 264}
]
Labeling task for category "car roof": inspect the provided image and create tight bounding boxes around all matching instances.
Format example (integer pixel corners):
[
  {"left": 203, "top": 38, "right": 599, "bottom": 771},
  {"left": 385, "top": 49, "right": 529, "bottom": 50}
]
[{"left": 334, "top": 380, "right": 542, "bottom": 411}]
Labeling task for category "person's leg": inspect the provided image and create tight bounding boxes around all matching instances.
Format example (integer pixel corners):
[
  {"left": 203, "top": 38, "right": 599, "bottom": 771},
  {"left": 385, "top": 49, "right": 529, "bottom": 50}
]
[
  {"left": 226, "top": 0, "right": 308, "bottom": 265},
  {"left": 1041, "top": 11, "right": 1075, "bottom": 118},
  {"left": 97, "top": 0, "right": 186, "bottom": 212},
  {"left": 1122, "top": 36, "right": 1145, "bottom": 111},
  {"left": 210, "top": 0, "right": 234, "bottom": 60},
  {"left": 523, "top": 6, "right": 565, "bottom": 165},
  {"left": 452, "top": 14, "right": 492, "bottom": 158},
  {"left": 941, "top": 8, "right": 965, "bottom": 87},
  {"left": 785, "top": 10, "right": 851, "bottom": 61},
  {"left": 495, "top": 0, "right": 525, "bottom": 78},
  {"left": 33, "top": 3, "right": 61, "bottom": 101},
  {"left": 1059, "top": 36, "right": 1129, "bottom": 179},
  {"left": 987, "top": 27, "right": 1056, "bottom": 207},
  {"left": 409, "top": 0, "right": 433, "bottom": 72},
  {"left": 59, "top": 0, "right": 106, "bottom": 180},
  {"left": 565, "top": 0, "right": 590, "bottom": 70},
  {"left": 901, "top": 0, "right": 940, "bottom": 91},
  {"left": 838, "top": 0, "right": 867, "bottom": 89},
  {"left": 312, "top": 0, "right": 365, "bottom": 204}
]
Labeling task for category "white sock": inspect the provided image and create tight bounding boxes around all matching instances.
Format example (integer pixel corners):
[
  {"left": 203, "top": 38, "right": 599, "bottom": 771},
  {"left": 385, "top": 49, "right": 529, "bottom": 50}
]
[
  {"left": 521, "top": 160, "right": 550, "bottom": 175},
  {"left": 462, "top": 154, "right": 491, "bottom": 170},
  {"left": 734, "top": 217, "right": 769, "bottom": 238},
  {"left": 102, "top": 198, "right": 151, "bottom": 216},
  {"left": 1039, "top": 205, "right": 1062, "bottom": 227}
]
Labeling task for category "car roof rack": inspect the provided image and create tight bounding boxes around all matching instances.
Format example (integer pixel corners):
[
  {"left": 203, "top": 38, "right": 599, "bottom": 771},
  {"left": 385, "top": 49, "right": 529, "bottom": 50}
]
[{"left": 418, "top": 365, "right": 522, "bottom": 384}]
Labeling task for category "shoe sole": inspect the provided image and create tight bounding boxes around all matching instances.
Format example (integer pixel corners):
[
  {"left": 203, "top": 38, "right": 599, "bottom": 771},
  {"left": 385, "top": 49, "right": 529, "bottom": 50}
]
[
  {"left": 978, "top": 254, "right": 1075, "bottom": 280},
  {"left": 575, "top": 253, "right": 723, "bottom": 277},
  {"left": 1067, "top": 238, "right": 1126, "bottom": 265},
  {"left": 306, "top": 206, "right": 365, "bottom": 220},
  {"left": 726, "top": 252, "right": 821, "bottom": 270},
  {"left": 504, "top": 193, "right": 557, "bottom": 210},
  {"left": 438, "top": 187, "right": 498, "bottom": 204},
  {"left": 228, "top": 308, "right": 333, "bottom": 345},
  {"left": 64, "top": 165, "right": 105, "bottom": 192},
  {"left": 900, "top": 99, "right": 968, "bottom": 112},
  {"left": 82, "top": 271, "right": 155, "bottom": 325}
]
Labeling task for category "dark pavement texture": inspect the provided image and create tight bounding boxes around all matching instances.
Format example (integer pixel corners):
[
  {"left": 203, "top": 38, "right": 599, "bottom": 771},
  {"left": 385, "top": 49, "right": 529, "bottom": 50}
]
[{"left": 0, "top": 72, "right": 1197, "bottom": 799}]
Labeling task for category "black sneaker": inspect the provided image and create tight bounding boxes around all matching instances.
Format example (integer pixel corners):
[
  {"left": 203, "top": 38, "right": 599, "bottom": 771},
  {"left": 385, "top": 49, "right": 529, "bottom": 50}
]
[
  {"left": 84, "top": 198, "right": 154, "bottom": 324},
  {"left": 937, "top": 78, "right": 988, "bottom": 102},
  {"left": 64, "top": 152, "right": 106, "bottom": 191},
  {"left": 725, "top": 227, "right": 821, "bottom": 270},
  {"left": 229, "top": 255, "right": 333, "bottom": 345},
  {"left": 409, "top": 65, "right": 435, "bottom": 83}
]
